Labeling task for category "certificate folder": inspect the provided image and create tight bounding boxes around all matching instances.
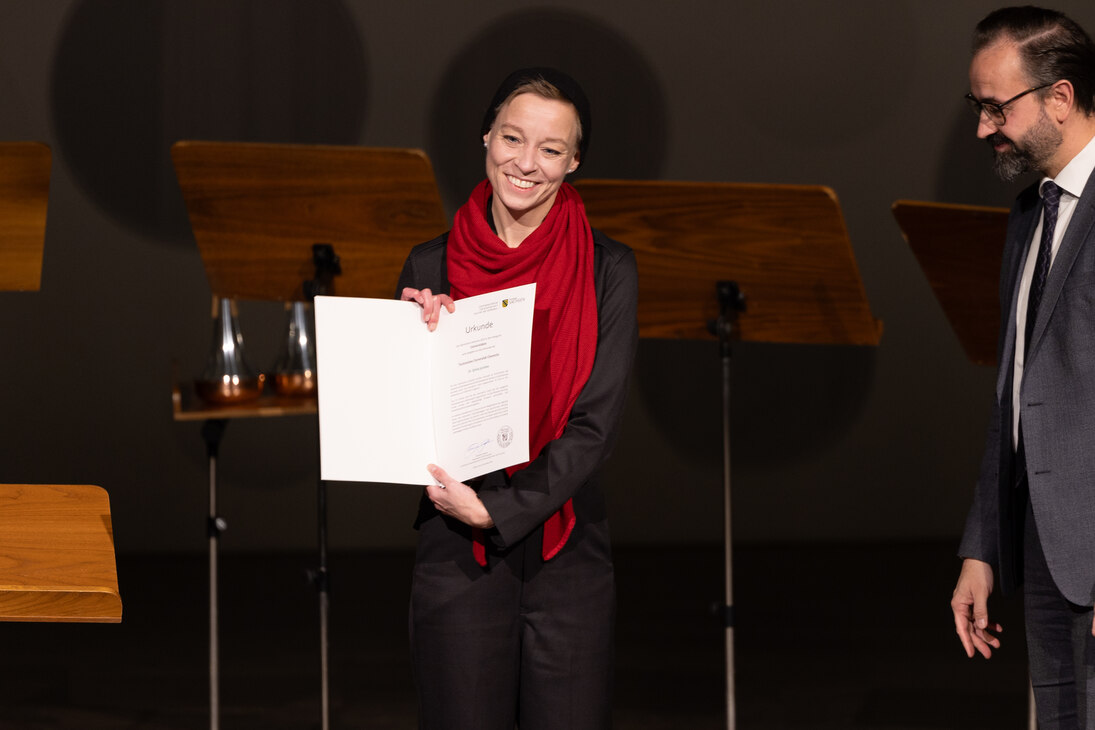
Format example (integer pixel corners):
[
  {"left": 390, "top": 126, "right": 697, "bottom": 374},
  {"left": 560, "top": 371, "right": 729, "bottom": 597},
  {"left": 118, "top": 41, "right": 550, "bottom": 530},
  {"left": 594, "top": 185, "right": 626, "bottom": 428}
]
[{"left": 315, "top": 283, "right": 535, "bottom": 484}]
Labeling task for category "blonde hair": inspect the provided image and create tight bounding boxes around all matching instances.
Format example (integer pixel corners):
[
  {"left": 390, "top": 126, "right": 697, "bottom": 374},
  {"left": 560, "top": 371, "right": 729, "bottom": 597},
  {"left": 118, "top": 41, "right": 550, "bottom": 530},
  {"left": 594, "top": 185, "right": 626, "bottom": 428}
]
[{"left": 492, "top": 77, "right": 583, "bottom": 146}]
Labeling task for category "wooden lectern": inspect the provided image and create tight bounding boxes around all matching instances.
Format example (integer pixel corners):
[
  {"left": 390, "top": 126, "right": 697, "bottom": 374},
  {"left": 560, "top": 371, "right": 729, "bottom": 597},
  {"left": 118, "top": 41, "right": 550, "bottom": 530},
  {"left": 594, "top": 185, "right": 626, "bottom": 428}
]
[
  {"left": 576, "top": 179, "right": 881, "bottom": 730},
  {"left": 0, "top": 484, "right": 121, "bottom": 623},
  {"left": 892, "top": 200, "right": 1009, "bottom": 367},
  {"left": 0, "top": 146, "right": 117, "bottom": 623},
  {"left": 172, "top": 141, "right": 447, "bottom": 730},
  {"left": 0, "top": 142, "right": 51, "bottom": 291}
]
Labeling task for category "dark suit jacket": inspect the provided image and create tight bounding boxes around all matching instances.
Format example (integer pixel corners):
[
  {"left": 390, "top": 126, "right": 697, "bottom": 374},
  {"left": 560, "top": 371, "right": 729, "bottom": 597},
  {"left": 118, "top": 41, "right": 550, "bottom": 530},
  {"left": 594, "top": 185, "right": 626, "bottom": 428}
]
[{"left": 960, "top": 166, "right": 1095, "bottom": 606}]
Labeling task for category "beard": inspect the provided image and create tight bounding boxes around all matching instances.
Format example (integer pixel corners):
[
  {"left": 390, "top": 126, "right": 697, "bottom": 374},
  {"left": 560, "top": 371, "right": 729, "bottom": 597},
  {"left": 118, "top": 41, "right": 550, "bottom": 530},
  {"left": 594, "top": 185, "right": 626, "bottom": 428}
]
[{"left": 989, "top": 107, "right": 1063, "bottom": 182}]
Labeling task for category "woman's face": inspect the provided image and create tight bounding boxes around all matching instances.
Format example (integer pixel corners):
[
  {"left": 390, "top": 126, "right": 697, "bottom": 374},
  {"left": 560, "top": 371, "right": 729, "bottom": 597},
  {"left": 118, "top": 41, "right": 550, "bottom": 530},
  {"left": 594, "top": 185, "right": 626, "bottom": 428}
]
[{"left": 483, "top": 92, "right": 581, "bottom": 231}]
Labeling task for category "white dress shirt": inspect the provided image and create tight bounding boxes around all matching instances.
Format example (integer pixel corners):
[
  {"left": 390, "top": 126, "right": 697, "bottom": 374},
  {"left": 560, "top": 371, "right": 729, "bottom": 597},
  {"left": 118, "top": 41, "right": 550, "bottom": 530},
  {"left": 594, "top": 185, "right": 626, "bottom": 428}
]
[{"left": 1012, "top": 133, "right": 1095, "bottom": 446}]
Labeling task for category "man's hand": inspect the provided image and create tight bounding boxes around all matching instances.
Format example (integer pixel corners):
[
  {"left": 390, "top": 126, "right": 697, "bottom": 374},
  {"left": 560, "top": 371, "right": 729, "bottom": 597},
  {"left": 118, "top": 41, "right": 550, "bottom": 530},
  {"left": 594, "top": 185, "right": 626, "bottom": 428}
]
[
  {"left": 425, "top": 464, "right": 494, "bottom": 529},
  {"left": 951, "top": 557, "right": 1002, "bottom": 659},
  {"left": 401, "top": 287, "right": 455, "bottom": 332}
]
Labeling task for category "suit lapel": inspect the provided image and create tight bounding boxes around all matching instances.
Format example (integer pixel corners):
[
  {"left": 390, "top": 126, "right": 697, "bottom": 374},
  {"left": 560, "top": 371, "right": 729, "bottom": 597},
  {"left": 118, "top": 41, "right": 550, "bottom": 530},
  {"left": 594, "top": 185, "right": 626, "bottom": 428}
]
[{"left": 1028, "top": 165, "right": 1095, "bottom": 359}]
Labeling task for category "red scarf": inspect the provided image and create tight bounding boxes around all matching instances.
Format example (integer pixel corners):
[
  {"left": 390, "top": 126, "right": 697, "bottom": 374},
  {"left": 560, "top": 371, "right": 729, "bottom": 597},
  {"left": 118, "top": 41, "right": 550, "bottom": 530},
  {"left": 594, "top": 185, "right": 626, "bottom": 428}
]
[{"left": 448, "top": 180, "right": 598, "bottom": 566}]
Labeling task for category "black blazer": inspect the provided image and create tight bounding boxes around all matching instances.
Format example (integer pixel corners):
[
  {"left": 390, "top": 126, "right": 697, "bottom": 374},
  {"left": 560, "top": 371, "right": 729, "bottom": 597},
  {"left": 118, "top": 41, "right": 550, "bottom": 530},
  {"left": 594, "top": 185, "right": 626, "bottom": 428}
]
[
  {"left": 395, "top": 228, "right": 639, "bottom": 553},
  {"left": 961, "top": 166, "right": 1095, "bottom": 605}
]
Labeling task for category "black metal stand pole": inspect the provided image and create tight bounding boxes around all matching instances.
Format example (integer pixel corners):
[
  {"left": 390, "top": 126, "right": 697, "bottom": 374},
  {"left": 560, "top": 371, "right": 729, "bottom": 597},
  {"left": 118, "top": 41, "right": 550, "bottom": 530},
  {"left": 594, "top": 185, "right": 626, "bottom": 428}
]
[
  {"left": 304, "top": 243, "right": 338, "bottom": 730},
  {"left": 201, "top": 419, "right": 228, "bottom": 730},
  {"left": 709, "top": 281, "right": 744, "bottom": 730},
  {"left": 314, "top": 476, "right": 330, "bottom": 730}
]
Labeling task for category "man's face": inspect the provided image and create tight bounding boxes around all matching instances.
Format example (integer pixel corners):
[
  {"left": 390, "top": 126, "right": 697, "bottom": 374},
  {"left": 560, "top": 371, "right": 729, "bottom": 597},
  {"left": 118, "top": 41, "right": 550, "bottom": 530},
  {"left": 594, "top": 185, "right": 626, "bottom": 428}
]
[{"left": 969, "top": 41, "right": 1062, "bottom": 181}]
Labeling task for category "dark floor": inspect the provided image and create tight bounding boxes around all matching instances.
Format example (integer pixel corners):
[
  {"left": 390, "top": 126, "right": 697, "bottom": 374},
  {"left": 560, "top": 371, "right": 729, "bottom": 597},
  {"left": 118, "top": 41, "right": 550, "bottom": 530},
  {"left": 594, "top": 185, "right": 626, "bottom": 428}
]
[{"left": 0, "top": 543, "right": 1029, "bottom": 729}]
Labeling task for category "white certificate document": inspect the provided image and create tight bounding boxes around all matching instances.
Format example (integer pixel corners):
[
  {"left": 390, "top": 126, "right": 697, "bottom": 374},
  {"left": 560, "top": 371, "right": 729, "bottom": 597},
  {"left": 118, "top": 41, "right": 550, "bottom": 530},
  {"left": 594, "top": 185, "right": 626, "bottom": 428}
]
[{"left": 314, "top": 283, "right": 535, "bottom": 485}]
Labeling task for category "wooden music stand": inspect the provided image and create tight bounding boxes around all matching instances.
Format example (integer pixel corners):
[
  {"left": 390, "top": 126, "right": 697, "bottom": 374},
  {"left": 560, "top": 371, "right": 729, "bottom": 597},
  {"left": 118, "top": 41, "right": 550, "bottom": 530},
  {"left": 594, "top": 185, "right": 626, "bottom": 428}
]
[
  {"left": 0, "top": 142, "right": 51, "bottom": 291},
  {"left": 0, "top": 484, "right": 121, "bottom": 623},
  {"left": 576, "top": 179, "right": 881, "bottom": 730},
  {"left": 892, "top": 200, "right": 1009, "bottom": 367},
  {"left": 172, "top": 141, "right": 447, "bottom": 301},
  {"left": 171, "top": 141, "right": 447, "bottom": 730}
]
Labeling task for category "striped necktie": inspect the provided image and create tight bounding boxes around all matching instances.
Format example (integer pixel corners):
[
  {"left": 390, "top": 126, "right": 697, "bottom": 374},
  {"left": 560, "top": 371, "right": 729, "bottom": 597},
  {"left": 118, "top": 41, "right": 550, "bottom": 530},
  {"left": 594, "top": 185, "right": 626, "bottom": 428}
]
[{"left": 1025, "top": 181, "right": 1061, "bottom": 355}]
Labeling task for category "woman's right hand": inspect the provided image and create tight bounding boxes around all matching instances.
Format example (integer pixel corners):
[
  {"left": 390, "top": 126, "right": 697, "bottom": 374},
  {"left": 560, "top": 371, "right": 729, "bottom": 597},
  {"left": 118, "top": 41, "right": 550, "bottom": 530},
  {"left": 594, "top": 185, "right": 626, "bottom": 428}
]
[{"left": 401, "top": 287, "right": 455, "bottom": 332}]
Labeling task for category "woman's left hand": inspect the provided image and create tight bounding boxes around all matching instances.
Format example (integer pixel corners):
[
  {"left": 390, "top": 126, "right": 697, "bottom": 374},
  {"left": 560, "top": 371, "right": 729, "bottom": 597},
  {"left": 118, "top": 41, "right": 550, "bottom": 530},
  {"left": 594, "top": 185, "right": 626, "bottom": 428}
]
[{"left": 426, "top": 464, "right": 495, "bottom": 529}]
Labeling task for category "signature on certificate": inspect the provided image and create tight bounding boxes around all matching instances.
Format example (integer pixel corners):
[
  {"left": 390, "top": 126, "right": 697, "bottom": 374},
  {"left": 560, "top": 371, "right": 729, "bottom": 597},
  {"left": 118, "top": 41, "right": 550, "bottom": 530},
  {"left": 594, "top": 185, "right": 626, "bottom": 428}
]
[{"left": 466, "top": 439, "right": 491, "bottom": 454}]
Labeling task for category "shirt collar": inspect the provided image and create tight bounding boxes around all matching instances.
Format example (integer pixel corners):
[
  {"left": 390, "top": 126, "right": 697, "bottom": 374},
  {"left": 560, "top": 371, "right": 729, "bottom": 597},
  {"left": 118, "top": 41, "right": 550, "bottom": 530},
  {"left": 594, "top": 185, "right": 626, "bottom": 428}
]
[{"left": 1044, "top": 132, "right": 1095, "bottom": 199}]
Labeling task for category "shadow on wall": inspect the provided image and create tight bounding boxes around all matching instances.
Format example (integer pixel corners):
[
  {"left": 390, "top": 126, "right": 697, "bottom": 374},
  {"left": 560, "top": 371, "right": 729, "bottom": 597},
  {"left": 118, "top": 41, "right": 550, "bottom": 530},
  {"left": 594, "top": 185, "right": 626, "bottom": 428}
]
[
  {"left": 729, "top": 0, "right": 918, "bottom": 149},
  {"left": 428, "top": 8, "right": 668, "bottom": 217},
  {"left": 50, "top": 0, "right": 368, "bottom": 247}
]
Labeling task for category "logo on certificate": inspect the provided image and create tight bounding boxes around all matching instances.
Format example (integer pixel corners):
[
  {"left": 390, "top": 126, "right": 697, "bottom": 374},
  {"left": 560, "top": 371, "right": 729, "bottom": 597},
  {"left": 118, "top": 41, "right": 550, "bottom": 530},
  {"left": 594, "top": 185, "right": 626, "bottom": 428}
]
[{"left": 497, "top": 425, "right": 514, "bottom": 448}]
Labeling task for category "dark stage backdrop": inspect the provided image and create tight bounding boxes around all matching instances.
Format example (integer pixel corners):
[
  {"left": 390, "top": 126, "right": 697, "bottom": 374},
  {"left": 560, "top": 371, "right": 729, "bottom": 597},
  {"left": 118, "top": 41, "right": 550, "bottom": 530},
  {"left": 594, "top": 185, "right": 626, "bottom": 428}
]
[{"left": 0, "top": 0, "right": 1074, "bottom": 553}]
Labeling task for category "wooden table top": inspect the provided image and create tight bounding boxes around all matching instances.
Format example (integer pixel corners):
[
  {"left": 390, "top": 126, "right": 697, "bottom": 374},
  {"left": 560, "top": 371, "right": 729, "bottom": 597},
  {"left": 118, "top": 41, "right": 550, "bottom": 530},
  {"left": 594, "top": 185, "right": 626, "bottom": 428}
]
[{"left": 0, "top": 484, "right": 122, "bottom": 623}]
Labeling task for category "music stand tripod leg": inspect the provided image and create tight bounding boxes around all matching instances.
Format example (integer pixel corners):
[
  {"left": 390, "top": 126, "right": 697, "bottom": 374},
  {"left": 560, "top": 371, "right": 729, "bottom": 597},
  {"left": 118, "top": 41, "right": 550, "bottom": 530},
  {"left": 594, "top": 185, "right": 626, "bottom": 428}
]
[{"left": 202, "top": 419, "right": 228, "bottom": 730}]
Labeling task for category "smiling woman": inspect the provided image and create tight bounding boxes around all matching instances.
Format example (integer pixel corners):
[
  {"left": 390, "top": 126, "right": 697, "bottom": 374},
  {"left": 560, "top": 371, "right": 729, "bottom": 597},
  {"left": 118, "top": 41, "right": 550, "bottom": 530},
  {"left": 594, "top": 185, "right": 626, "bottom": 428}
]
[
  {"left": 391, "top": 68, "right": 638, "bottom": 730},
  {"left": 483, "top": 92, "right": 581, "bottom": 245}
]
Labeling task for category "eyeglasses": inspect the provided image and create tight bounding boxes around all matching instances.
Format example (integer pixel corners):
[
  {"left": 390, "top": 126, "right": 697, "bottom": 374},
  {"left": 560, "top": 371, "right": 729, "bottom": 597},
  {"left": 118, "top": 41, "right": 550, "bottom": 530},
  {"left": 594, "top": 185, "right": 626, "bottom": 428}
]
[{"left": 965, "top": 83, "right": 1053, "bottom": 126}]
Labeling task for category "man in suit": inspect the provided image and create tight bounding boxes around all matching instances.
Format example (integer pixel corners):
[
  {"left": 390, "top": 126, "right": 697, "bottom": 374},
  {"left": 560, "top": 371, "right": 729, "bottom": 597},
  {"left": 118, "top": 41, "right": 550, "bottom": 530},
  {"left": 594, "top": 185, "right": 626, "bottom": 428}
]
[{"left": 951, "top": 7, "right": 1095, "bottom": 728}]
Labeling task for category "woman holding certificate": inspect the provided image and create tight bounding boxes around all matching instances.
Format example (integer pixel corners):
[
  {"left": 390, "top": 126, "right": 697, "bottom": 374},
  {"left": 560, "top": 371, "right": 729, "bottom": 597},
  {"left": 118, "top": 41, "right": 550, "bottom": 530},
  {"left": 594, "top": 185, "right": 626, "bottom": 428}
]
[{"left": 396, "top": 67, "right": 638, "bottom": 730}]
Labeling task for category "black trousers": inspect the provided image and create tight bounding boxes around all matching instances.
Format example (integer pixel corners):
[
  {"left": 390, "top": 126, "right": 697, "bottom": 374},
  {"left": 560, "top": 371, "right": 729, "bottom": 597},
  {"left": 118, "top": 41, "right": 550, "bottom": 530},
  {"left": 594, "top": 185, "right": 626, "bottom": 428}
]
[
  {"left": 410, "top": 513, "right": 615, "bottom": 730},
  {"left": 1025, "top": 499, "right": 1095, "bottom": 729}
]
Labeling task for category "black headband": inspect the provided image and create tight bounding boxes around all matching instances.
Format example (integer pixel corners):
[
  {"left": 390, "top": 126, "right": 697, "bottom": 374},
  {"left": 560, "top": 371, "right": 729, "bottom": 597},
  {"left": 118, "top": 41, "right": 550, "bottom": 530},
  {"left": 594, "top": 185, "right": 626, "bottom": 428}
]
[{"left": 480, "top": 67, "right": 592, "bottom": 162}]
